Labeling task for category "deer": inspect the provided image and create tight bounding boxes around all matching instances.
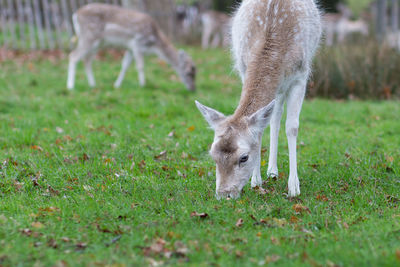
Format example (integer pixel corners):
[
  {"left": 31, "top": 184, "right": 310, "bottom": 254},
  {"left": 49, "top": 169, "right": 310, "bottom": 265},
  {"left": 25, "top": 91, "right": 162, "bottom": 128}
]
[
  {"left": 336, "top": 17, "right": 369, "bottom": 43},
  {"left": 322, "top": 4, "right": 368, "bottom": 46},
  {"left": 201, "top": 10, "right": 231, "bottom": 49},
  {"left": 67, "top": 3, "right": 196, "bottom": 91},
  {"left": 322, "top": 13, "right": 343, "bottom": 46},
  {"left": 385, "top": 31, "right": 400, "bottom": 52},
  {"left": 196, "top": 0, "right": 321, "bottom": 199}
]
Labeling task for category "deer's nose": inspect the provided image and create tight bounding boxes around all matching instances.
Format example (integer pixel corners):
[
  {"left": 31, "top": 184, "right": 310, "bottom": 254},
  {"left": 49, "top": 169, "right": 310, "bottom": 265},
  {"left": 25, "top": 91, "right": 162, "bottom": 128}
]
[{"left": 216, "top": 189, "right": 241, "bottom": 200}]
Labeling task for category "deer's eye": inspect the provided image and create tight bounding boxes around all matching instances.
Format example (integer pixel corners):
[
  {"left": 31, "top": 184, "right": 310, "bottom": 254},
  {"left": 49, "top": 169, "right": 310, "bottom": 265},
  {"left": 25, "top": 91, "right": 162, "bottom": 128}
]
[{"left": 239, "top": 155, "right": 249, "bottom": 165}]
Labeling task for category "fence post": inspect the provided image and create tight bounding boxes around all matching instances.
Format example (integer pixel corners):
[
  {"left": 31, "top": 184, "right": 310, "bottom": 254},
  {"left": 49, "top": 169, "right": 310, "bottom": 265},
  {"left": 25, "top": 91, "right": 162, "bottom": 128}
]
[
  {"left": 391, "top": 0, "right": 399, "bottom": 31},
  {"left": 42, "top": 0, "right": 55, "bottom": 49},
  {"left": 60, "top": 0, "right": 73, "bottom": 38},
  {"left": 6, "top": 0, "right": 17, "bottom": 49},
  {"left": 16, "top": 0, "right": 26, "bottom": 49},
  {"left": 0, "top": 0, "right": 8, "bottom": 47},
  {"left": 25, "top": 0, "right": 37, "bottom": 50},
  {"left": 51, "top": 2, "right": 64, "bottom": 49},
  {"left": 33, "top": 0, "right": 46, "bottom": 49}
]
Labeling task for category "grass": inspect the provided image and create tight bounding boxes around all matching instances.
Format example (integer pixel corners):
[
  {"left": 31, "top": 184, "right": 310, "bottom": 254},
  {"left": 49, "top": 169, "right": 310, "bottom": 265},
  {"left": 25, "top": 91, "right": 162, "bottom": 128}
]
[{"left": 0, "top": 47, "right": 399, "bottom": 266}]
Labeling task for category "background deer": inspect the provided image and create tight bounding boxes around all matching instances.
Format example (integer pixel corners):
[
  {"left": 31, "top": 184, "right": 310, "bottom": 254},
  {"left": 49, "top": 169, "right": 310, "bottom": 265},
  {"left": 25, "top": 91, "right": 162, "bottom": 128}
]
[
  {"left": 336, "top": 17, "right": 369, "bottom": 43},
  {"left": 67, "top": 3, "right": 196, "bottom": 91},
  {"left": 196, "top": 0, "right": 321, "bottom": 199},
  {"left": 323, "top": 4, "right": 368, "bottom": 46},
  {"left": 201, "top": 10, "right": 231, "bottom": 49},
  {"left": 385, "top": 31, "right": 400, "bottom": 51},
  {"left": 323, "top": 13, "right": 343, "bottom": 46}
]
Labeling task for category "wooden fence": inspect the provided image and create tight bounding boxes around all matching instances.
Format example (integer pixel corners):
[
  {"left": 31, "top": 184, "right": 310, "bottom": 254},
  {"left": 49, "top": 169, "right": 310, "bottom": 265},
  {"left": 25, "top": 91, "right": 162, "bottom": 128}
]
[
  {"left": 1, "top": 0, "right": 399, "bottom": 51},
  {"left": 0, "top": 0, "right": 122, "bottom": 50}
]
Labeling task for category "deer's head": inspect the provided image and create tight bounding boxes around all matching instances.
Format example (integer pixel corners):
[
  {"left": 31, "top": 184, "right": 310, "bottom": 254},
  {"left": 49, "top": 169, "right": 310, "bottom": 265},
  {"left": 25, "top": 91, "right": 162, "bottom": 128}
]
[
  {"left": 196, "top": 100, "right": 275, "bottom": 199},
  {"left": 178, "top": 50, "right": 196, "bottom": 91}
]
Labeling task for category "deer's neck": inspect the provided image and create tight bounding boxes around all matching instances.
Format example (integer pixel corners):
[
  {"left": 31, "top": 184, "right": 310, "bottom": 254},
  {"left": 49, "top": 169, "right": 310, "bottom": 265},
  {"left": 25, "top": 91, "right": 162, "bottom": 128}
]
[
  {"left": 232, "top": 43, "right": 284, "bottom": 120},
  {"left": 156, "top": 31, "right": 180, "bottom": 70}
]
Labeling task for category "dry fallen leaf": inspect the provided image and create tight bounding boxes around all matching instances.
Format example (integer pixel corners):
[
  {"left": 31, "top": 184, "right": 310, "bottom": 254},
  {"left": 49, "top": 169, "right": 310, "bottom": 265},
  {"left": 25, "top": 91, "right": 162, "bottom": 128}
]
[
  {"left": 56, "top": 127, "right": 64, "bottom": 134},
  {"left": 76, "top": 242, "right": 87, "bottom": 250},
  {"left": 253, "top": 186, "right": 268, "bottom": 195},
  {"left": 39, "top": 206, "right": 60, "bottom": 213},
  {"left": 81, "top": 153, "right": 90, "bottom": 162},
  {"left": 270, "top": 236, "right": 280, "bottom": 245},
  {"left": 235, "top": 250, "right": 244, "bottom": 258},
  {"left": 61, "top": 237, "right": 70, "bottom": 243},
  {"left": 154, "top": 150, "right": 167, "bottom": 160},
  {"left": 265, "top": 254, "right": 281, "bottom": 264},
  {"left": 316, "top": 194, "right": 329, "bottom": 201},
  {"left": 290, "top": 216, "right": 300, "bottom": 224},
  {"left": 143, "top": 238, "right": 168, "bottom": 257},
  {"left": 20, "top": 228, "right": 32, "bottom": 236},
  {"left": 396, "top": 249, "right": 400, "bottom": 261},
  {"left": 187, "top": 125, "right": 195, "bottom": 132},
  {"left": 235, "top": 218, "right": 244, "bottom": 227},
  {"left": 174, "top": 241, "right": 189, "bottom": 256},
  {"left": 47, "top": 238, "right": 58, "bottom": 248},
  {"left": 386, "top": 155, "right": 394, "bottom": 163},
  {"left": 31, "top": 222, "right": 44, "bottom": 229},
  {"left": 190, "top": 212, "right": 208, "bottom": 218},
  {"left": 292, "top": 204, "right": 311, "bottom": 214},
  {"left": 31, "top": 145, "right": 43, "bottom": 152},
  {"left": 139, "top": 160, "right": 146, "bottom": 169}
]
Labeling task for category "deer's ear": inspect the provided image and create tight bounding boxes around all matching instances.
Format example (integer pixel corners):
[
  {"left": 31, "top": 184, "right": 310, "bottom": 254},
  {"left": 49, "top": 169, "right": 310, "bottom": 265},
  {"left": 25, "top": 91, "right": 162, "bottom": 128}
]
[
  {"left": 195, "top": 101, "right": 226, "bottom": 130},
  {"left": 248, "top": 100, "right": 275, "bottom": 133}
]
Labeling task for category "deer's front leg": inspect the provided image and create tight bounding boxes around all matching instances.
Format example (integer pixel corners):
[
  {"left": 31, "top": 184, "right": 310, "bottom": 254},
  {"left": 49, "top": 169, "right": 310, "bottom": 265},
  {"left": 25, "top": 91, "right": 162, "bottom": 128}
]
[
  {"left": 251, "top": 136, "right": 262, "bottom": 188},
  {"left": 267, "top": 96, "right": 284, "bottom": 177},
  {"left": 114, "top": 51, "right": 133, "bottom": 88},
  {"left": 67, "top": 47, "right": 87, "bottom": 90},
  {"left": 285, "top": 81, "right": 306, "bottom": 197}
]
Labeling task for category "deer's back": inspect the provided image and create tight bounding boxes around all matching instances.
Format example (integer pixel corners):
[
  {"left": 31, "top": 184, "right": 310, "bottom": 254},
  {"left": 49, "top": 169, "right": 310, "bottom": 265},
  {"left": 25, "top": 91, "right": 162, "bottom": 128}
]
[
  {"left": 76, "top": 3, "right": 159, "bottom": 43},
  {"left": 232, "top": 0, "right": 321, "bottom": 78}
]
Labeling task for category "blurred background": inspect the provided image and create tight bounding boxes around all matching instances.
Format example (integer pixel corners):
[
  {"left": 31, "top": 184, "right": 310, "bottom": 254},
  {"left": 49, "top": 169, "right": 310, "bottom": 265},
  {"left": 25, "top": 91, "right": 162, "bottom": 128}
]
[{"left": 0, "top": 0, "right": 399, "bottom": 99}]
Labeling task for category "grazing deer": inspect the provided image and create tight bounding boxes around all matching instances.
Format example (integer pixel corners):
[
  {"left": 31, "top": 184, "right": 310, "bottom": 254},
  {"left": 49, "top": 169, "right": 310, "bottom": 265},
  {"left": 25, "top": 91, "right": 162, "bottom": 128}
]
[
  {"left": 336, "top": 17, "right": 369, "bottom": 43},
  {"left": 196, "top": 0, "right": 321, "bottom": 199},
  {"left": 322, "top": 4, "right": 368, "bottom": 46},
  {"left": 67, "top": 3, "right": 196, "bottom": 91},
  {"left": 322, "top": 13, "right": 343, "bottom": 46},
  {"left": 201, "top": 10, "right": 231, "bottom": 49},
  {"left": 385, "top": 31, "right": 400, "bottom": 51}
]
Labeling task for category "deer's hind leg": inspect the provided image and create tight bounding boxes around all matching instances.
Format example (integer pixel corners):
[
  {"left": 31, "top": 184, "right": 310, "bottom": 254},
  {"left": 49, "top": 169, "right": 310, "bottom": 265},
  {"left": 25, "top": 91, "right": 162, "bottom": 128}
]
[
  {"left": 67, "top": 38, "right": 98, "bottom": 90},
  {"left": 83, "top": 44, "right": 100, "bottom": 88},
  {"left": 132, "top": 47, "right": 145, "bottom": 87}
]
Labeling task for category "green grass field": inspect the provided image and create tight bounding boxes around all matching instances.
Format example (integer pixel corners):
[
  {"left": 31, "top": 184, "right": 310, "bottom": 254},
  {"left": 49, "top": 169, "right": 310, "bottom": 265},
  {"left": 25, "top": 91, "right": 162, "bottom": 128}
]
[{"left": 0, "top": 48, "right": 399, "bottom": 266}]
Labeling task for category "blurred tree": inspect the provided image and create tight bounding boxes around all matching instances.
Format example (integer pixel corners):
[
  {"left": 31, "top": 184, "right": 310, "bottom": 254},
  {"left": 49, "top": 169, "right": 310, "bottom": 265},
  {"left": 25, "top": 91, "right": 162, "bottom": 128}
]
[
  {"left": 376, "top": 0, "right": 387, "bottom": 40},
  {"left": 391, "top": 0, "right": 399, "bottom": 31}
]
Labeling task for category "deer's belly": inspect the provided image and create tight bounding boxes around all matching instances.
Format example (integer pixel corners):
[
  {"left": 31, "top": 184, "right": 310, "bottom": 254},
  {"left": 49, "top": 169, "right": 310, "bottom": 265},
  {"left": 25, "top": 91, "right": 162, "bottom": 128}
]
[{"left": 103, "top": 23, "right": 135, "bottom": 48}]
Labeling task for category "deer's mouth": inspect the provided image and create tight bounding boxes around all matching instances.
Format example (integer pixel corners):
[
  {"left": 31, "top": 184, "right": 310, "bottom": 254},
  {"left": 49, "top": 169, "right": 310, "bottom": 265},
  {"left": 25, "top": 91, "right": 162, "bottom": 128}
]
[{"left": 216, "top": 188, "right": 241, "bottom": 200}]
